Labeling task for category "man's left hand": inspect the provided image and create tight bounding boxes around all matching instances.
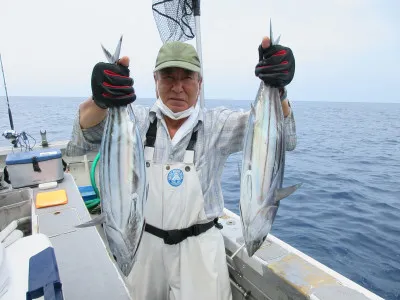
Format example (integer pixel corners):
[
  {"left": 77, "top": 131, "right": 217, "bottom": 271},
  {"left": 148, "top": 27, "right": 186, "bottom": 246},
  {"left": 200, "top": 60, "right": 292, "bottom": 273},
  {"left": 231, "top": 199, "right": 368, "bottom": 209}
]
[{"left": 255, "top": 37, "right": 295, "bottom": 88}]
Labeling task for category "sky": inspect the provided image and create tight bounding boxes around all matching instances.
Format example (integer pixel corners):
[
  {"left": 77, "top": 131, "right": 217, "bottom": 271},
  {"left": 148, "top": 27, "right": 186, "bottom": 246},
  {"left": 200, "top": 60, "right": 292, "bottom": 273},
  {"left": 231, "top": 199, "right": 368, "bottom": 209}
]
[{"left": 0, "top": 0, "right": 399, "bottom": 103}]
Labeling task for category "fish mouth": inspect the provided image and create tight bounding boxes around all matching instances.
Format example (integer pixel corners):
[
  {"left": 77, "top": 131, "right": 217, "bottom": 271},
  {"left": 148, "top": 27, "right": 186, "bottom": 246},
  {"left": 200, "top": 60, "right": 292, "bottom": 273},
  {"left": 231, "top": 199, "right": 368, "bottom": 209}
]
[
  {"left": 243, "top": 229, "right": 264, "bottom": 257},
  {"left": 245, "top": 240, "right": 264, "bottom": 257},
  {"left": 120, "top": 259, "right": 135, "bottom": 277},
  {"left": 243, "top": 218, "right": 273, "bottom": 257}
]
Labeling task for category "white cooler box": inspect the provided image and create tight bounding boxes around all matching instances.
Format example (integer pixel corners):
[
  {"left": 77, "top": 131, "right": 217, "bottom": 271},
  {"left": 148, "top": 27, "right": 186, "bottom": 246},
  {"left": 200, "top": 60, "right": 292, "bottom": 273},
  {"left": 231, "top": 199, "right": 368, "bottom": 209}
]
[{"left": 5, "top": 149, "right": 64, "bottom": 189}]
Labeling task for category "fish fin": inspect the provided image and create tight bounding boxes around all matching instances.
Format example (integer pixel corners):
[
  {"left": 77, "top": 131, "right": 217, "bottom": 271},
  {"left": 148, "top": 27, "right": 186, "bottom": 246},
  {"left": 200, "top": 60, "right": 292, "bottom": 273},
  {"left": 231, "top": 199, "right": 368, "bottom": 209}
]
[
  {"left": 101, "top": 44, "right": 114, "bottom": 64},
  {"left": 274, "top": 34, "right": 281, "bottom": 45},
  {"left": 275, "top": 183, "right": 302, "bottom": 202},
  {"left": 269, "top": 19, "right": 281, "bottom": 45},
  {"left": 101, "top": 35, "right": 123, "bottom": 64},
  {"left": 75, "top": 213, "right": 106, "bottom": 228},
  {"left": 112, "top": 35, "right": 123, "bottom": 63},
  {"left": 270, "top": 19, "right": 273, "bottom": 45},
  {"left": 132, "top": 219, "right": 146, "bottom": 260}
]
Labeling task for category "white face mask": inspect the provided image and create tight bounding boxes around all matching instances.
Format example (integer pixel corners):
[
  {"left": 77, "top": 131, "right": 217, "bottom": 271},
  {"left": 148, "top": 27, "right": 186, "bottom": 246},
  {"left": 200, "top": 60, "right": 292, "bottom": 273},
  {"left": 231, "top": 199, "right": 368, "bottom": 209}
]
[{"left": 155, "top": 98, "right": 195, "bottom": 120}]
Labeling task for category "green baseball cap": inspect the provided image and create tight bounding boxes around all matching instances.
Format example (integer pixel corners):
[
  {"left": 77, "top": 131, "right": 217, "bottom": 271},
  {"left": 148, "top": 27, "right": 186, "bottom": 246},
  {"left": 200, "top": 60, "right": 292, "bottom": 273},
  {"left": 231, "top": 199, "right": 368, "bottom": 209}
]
[{"left": 154, "top": 41, "right": 201, "bottom": 73}]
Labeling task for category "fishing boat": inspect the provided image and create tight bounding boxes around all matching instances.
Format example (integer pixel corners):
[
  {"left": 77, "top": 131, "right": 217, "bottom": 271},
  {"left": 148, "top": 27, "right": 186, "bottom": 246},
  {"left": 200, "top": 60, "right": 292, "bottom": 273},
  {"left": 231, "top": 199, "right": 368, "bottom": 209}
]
[
  {"left": 0, "top": 139, "right": 384, "bottom": 299},
  {"left": 0, "top": 2, "right": 386, "bottom": 298}
]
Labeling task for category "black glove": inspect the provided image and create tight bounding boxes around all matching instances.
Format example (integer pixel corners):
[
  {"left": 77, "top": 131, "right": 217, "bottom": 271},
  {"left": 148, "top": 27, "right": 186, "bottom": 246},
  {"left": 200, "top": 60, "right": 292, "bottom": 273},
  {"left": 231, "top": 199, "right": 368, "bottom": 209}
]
[
  {"left": 91, "top": 62, "right": 136, "bottom": 109},
  {"left": 255, "top": 44, "right": 295, "bottom": 88}
]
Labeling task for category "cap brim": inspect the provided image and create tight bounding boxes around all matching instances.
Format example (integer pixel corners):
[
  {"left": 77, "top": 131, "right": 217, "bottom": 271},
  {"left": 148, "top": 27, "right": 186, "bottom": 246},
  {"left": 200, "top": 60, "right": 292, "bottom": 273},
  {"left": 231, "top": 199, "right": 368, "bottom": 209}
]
[{"left": 154, "top": 60, "right": 201, "bottom": 73}]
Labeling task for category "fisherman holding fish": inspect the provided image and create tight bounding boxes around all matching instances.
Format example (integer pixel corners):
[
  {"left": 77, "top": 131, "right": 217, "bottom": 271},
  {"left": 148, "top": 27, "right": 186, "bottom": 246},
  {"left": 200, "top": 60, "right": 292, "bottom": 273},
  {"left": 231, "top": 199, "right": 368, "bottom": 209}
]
[{"left": 67, "top": 34, "right": 296, "bottom": 299}]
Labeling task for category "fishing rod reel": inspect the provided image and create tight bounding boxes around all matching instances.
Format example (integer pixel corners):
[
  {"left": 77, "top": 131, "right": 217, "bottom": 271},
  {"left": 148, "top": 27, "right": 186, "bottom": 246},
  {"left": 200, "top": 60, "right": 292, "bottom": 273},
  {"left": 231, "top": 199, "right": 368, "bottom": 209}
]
[
  {"left": 2, "top": 129, "right": 18, "bottom": 147},
  {"left": 2, "top": 129, "right": 36, "bottom": 151}
]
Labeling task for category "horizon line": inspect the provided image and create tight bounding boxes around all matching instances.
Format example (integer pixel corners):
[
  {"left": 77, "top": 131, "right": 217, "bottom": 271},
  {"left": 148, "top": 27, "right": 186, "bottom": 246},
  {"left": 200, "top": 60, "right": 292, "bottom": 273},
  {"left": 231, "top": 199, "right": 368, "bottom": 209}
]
[{"left": 0, "top": 95, "right": 399, "bottom": 105}]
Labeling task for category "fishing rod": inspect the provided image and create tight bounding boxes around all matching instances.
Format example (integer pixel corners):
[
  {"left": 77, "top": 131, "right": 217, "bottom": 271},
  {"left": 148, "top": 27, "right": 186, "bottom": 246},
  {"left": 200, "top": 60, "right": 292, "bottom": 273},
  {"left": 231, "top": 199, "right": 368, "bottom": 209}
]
[
  {"left": 0, "top": 53, "right": 36, "bottom": 151},
  {"left": 0, "top": 54, "right": 41, "bottom": 151},
  {"left": 0, "top": 53, "right": 15, "bottom": 131}
]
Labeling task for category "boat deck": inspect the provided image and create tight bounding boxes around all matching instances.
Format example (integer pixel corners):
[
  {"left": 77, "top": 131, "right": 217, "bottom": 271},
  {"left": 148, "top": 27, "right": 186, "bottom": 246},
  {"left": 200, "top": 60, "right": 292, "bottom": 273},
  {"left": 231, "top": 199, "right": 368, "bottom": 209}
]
[
  {"left": 1, "top": 173, "right": 132, "bottom": 300},
  {"left": 0, "top": 143, "right": 385, "bottom": 300}
]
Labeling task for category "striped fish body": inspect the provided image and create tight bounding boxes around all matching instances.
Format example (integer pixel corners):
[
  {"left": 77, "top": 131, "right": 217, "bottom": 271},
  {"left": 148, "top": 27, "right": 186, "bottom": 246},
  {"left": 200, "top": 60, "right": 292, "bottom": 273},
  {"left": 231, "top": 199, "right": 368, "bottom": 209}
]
[
  {"left": 99, "top": 106, "right": 146, "bottom": 276},
  {"left": 75, "top": 37, "right": 146, "bottom": 277},
  {"left": 240, "top": 82, "right": 298, "bottom": 257}
]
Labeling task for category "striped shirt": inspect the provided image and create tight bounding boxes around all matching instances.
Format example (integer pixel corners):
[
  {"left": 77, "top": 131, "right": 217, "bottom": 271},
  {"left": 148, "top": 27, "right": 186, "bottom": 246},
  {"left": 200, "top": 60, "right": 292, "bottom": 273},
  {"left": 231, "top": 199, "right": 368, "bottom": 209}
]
[{"left": 66, "top": 101, "right": 297, "bottom": 219}]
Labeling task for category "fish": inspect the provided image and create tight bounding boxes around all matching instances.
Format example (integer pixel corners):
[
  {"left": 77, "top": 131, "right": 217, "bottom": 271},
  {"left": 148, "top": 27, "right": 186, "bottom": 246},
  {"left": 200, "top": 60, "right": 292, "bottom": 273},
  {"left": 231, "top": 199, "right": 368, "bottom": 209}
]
[
  {"left": 239, "top": 22, "right": 301, "bottom": 257},
  {"left": 76, "top": 36, "right": 147, "bottom": 277}
]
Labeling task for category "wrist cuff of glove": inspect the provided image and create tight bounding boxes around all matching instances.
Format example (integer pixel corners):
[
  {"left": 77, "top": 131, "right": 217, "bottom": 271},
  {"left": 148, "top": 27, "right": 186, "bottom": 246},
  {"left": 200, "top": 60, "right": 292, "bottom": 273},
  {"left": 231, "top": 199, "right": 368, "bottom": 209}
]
[
  {"left": 279, "top": 87, "right": 287, "bottom": 102},
  {"left": 92, "top": 96, "right": 108, "bottom": 109}
]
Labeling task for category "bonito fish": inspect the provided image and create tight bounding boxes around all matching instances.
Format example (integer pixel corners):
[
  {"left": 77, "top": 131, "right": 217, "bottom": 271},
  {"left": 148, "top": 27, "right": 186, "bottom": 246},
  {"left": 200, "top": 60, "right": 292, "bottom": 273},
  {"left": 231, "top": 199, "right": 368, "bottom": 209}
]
[
  {"left": 239, "top": 23, "right": 300, "bottom": 257},
  {"left": 77, "top": 37, "right": 147, "bottom": 277},
  {"left": 240, "top": 82, "right": 300, "bottom": 257}
]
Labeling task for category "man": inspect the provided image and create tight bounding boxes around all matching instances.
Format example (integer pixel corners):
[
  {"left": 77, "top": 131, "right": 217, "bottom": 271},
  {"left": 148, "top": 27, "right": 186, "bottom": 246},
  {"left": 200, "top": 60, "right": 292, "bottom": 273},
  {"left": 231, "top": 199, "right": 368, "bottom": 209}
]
[{"left": 66, "top": 35, "right": 296, "bottom": 300}]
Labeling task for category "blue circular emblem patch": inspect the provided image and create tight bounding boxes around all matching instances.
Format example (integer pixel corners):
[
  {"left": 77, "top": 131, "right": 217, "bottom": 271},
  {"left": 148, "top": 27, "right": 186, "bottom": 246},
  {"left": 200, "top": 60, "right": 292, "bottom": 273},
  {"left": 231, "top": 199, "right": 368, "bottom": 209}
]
[{"left": 167, "top": 169, "right": 184, "bottom": 187}]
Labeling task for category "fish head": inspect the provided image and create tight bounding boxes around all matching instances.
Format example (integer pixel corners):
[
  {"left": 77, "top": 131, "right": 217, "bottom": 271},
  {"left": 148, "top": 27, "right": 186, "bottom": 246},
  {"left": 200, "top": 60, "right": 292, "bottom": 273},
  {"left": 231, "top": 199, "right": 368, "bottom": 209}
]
[
  {"left": 105, "top": 224, "right": 141, "bottom": 277},
  {"left": 245, "top": 238, "right": 265, "bottom": 257},
  {"left": 243, "top": 204, "right": 278, "bottom": 257}
]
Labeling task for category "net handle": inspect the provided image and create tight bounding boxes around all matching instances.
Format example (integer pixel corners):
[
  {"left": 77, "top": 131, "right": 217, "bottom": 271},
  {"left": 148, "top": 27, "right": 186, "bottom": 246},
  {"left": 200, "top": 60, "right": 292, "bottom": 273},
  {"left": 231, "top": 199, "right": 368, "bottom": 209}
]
[
  {"left": 193, "top": 0, "right": 200, "bottom": 16},
  {"left": 193, "top": 0, "right": 205, "bottom": 108}
]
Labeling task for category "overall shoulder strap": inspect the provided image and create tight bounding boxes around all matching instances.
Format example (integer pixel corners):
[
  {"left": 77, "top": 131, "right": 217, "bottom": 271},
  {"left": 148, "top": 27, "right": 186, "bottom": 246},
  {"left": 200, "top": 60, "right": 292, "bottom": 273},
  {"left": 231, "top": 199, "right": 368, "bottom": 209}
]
[
  {"left": 186, "top": 129, "right": 198, "bottom": 151},
  {"left": 145, "top": 119, "right": 158, "bottom": 147}
]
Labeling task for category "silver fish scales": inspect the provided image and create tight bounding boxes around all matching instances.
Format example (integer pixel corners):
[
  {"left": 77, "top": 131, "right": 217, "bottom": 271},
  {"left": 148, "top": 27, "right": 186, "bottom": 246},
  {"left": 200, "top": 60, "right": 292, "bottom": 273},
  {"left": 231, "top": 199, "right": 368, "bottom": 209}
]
[
  {"left": 239, "top": 82, "right": 300, "bottom": 257},
  {"left": 77, "top": 37, "right": 147, "bottom": 277},
  {"left": 239, "top": 21, "right": 300, "bottom": 257},
  {"left": 99, "top": 105, "right": 146, "bottom": 276}
]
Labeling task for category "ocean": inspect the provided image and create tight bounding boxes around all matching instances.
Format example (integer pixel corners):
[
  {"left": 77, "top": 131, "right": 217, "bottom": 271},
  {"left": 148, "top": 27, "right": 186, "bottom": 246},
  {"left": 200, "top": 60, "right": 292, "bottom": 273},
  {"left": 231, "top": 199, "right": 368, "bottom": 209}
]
[{"left": 1, "top": 96, "right": 399, "bottom": 299}]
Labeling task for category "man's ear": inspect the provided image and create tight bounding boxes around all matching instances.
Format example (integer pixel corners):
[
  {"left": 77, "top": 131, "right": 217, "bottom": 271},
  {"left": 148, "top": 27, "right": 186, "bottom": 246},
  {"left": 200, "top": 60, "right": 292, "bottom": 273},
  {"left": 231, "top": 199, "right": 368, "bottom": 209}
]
[
  {"left": 198, "top": 79, "right": 203, "bottom": 97},
  {"left": 154, "top": 73, "right": 159, "bottom": 98}
]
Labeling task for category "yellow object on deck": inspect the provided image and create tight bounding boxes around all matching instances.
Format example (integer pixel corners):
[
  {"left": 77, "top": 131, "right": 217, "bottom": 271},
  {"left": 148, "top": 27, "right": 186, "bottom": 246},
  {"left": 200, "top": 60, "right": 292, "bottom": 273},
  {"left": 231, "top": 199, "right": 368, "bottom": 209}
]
[{"left": 36, "top": 189, "right": 68, "bottom": 208}]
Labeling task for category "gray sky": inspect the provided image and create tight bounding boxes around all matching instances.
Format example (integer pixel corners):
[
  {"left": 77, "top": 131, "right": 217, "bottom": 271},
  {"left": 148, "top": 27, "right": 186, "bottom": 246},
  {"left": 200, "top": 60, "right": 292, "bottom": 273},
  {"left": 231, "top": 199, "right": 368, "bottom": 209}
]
[{"left": 0, "top": 0, "right": 399, "bottom": 103}]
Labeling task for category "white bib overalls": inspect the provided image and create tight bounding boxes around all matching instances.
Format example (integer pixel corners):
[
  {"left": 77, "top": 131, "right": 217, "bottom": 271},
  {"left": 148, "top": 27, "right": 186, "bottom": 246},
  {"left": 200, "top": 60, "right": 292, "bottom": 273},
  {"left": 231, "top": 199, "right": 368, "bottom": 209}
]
[{"left": 126, "top": 121, "right": 232, "bottom": 300}]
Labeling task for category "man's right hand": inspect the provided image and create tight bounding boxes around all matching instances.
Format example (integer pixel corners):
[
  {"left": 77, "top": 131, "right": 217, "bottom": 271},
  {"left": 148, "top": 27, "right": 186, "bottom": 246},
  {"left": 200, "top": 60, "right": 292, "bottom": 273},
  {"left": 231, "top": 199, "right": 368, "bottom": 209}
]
[{"left": 91, "top": 56, "right": 136, "bottom": 109}]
